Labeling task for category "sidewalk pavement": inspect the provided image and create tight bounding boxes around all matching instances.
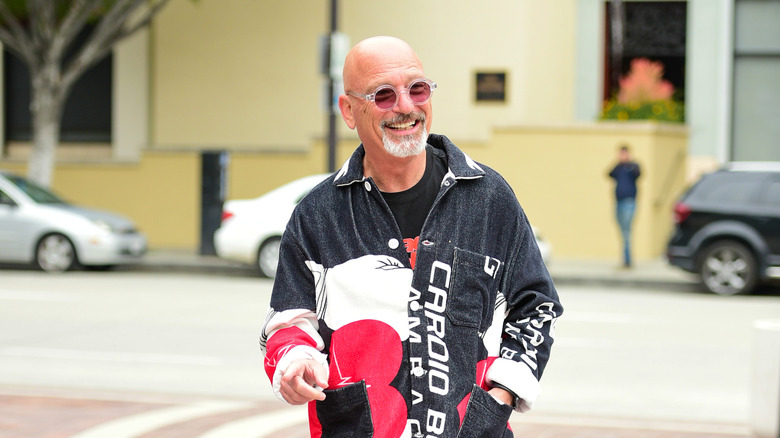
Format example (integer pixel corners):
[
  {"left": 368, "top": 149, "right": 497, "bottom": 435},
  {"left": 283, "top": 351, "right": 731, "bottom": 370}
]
[{"left": 137, "top": 249, "right": 702, "bottom": 291}]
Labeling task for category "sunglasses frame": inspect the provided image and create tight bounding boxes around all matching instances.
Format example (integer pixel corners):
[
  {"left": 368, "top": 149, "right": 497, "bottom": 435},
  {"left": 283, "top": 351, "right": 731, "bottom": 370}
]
[{"left": 347, "top": 79, "right": 437, "bottom": 111}]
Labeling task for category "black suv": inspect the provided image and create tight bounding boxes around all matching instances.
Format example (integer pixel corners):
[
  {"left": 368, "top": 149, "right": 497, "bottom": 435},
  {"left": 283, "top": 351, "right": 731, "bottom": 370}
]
[{"left": 666, "top": 163, "right": 780, "bottom": 295}]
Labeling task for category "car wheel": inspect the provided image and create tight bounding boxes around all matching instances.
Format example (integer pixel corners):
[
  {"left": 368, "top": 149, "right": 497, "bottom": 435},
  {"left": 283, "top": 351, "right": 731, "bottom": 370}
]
[
  {"left": 697, "top": 240, "right": 757, "bottom": 296},
  {"left": 257, "top": 237, "right": 281, "bottom": 278},
  {"left": 36, "top": 233, "right": 79, "bottom": 272}
]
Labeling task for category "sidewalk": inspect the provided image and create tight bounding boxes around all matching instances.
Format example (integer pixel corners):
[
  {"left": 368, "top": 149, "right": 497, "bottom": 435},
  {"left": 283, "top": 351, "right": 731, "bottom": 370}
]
[{"left": 137, "top": 249, "right": 702, "bottom": 291}]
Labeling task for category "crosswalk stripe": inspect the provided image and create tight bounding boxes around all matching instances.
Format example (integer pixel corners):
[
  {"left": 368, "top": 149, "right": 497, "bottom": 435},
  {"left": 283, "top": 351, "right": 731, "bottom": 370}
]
[
  {"left": 70, "top": 400, "right": 253, "bottom": 438},
  {"left": 198, "top": 406, "right": 308, "bottom": 438}
]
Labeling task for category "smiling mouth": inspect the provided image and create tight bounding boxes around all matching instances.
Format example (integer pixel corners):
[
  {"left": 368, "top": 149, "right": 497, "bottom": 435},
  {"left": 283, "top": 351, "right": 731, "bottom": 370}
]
[{"left": 383, "top": 117, "right": 421, "bottom": 132}]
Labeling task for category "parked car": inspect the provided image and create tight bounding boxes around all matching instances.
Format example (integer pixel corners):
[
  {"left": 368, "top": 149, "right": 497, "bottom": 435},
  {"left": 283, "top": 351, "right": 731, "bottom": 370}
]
[
  {"left": 0, "top": 171, "right": 147, "bottom": 272},
  {"left": 214, "top": 174, "right": 331, "bottom": 277},
  {"left": 215, "top": 173, "right": 552, "bottom": 278},
  {"left": 666, "top": 163, "right": 780, "bottom": 295}
]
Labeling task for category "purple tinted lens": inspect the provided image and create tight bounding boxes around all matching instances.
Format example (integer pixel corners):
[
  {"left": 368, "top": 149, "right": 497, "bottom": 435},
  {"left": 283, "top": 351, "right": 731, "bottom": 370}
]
[
  {"left": 409, "top": 81, "right": 431, "bottom": 103},
  {"left": 374, "top": 88, "right": 397, "bottom": 109}
]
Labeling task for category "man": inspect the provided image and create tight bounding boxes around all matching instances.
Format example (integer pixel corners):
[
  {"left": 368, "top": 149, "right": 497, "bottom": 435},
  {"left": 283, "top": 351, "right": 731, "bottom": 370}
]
[
  {"left": 608, "top": 145, "right": 641, "bottom": 268},
  {"left": 260, "top": 36, "right": 562, "bottom": 437}
]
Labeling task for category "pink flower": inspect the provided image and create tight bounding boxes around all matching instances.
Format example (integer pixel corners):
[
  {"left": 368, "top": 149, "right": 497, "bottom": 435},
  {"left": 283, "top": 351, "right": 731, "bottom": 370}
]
[{"left": 617, "top": 58, "right": 675, "bottom": 104}]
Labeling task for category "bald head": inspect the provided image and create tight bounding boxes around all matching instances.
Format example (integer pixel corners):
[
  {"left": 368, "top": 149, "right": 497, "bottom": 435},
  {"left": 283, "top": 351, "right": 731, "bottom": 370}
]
[{"left": 342, "top": 36, "right": 424, "bottom": 94}]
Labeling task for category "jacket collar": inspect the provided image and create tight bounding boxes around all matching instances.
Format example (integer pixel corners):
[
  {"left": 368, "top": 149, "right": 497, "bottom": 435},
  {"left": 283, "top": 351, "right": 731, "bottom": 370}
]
[{"left": 333, "top": 133, "right": 485, "bottom": 187}]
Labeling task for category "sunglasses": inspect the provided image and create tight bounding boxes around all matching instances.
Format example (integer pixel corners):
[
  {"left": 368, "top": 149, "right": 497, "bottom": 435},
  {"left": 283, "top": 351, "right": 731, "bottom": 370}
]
[{"left": 347, "top": 79, "right": 437, "bottom": 111}]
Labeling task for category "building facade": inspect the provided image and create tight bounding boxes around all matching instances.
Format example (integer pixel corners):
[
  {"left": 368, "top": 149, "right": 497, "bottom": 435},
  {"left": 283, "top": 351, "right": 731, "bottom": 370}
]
[{"left": 0, "top": 0, "right": 777, "bottom": 260}]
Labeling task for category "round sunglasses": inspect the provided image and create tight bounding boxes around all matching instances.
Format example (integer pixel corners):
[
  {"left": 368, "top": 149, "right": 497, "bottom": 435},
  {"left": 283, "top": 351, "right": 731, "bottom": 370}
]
[{"left": 347, "top": 79, "right": 437, "bottom": 111}]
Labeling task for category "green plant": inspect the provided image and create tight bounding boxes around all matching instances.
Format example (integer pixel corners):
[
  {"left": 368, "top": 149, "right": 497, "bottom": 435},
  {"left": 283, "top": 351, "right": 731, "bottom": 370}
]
[{"left": 601, "top": 58, "right": 684, "bottom": 123}]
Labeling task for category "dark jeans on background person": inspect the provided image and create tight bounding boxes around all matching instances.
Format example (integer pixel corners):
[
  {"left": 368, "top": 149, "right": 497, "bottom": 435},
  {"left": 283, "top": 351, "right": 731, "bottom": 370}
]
[{"left": 616, "top": 197, "right": 636, "bottom": 267}]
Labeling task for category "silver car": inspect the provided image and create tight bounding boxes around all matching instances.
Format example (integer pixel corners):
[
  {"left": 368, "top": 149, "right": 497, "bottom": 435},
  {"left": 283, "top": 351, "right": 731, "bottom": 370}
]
[{"left": 0, "top": 172, "right": 147, "bottom": 272}]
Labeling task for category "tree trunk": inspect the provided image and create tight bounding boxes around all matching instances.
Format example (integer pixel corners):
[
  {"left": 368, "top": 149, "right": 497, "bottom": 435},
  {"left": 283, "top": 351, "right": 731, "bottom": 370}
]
[{"left": 27, "top": 65, "right": 66, "bottom": 188}]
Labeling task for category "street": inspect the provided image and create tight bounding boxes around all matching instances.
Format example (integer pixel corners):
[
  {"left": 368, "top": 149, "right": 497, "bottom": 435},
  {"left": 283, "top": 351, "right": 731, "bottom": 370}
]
[{"left": 1, "top": 268, "right": 777, "bottom": 437}]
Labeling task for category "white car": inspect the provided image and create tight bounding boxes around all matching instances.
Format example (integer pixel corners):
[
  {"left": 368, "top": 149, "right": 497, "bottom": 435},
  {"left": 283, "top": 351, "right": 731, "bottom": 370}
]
[
  {"left": 214, "top": 173, "right": 552, "bottom": 278},
  {"left": 0, "top": 171, "right": 147, "bottom": 272},
  {"left": 214, "top": 174, "right": 331, "bottom": 277}
]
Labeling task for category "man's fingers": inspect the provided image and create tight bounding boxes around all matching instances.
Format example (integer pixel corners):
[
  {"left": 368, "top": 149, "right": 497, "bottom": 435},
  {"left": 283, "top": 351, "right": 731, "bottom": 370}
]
[
  {"left": 294, "top": 375, "right": 326, "bottom": 401},
  {"left": 279, "top": 362, "right": 327, "bottom": 404}
]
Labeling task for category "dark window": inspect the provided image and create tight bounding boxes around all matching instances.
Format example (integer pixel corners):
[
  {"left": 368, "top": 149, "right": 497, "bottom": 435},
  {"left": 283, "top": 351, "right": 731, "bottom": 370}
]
[
  {"left": 604, "top": 1, "right": 687, "bottom": 104},
  {"left": 694, "top": 173, "right": 762, "bottom": 204},
  {"left": 0, "top": 188, "right": 13, "bottom": 205},
  {"left": 764, "top": 181, "right": 780, "bottom": 206},
  {"left": 3, "top": 26, "right": 112, "bottom": 144}
]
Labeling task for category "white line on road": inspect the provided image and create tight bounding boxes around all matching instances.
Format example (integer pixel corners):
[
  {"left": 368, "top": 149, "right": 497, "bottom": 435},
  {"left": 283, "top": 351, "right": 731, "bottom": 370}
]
[
  {"left": 70, "top": 400, "right": 254, "bottom": 438},
  {"left": 0, "top": 347, "right": 226, "bottom": 366},
  {"left": 198, "top": 406, "right": 308, "bottom": 438}
]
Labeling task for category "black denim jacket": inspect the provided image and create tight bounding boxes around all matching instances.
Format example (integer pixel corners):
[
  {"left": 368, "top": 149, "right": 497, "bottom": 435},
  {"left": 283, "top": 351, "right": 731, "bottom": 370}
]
[{"left": 261, "top": 134, "right": 563, "bottom": 438}]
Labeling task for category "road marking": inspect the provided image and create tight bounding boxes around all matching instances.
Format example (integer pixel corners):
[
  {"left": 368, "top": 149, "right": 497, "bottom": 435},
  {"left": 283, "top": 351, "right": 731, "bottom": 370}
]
[
  {"left": 198, "top": 406, "right": 307, "bottom": 438},
  {"left": 70, "top": 400, "right": 254, "bottom": 438},
  {"left": 0, "top": 347, "right": 225, "bottom": 366},
  {"left": 0, "top": 290, "right": 78, "bottom": 302}
]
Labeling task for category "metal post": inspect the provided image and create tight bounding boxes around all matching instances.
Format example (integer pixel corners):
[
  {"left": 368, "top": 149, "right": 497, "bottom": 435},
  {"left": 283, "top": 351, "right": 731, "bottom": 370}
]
[{"left": 327, "top": 0, "right": 338, "bottom": 173}]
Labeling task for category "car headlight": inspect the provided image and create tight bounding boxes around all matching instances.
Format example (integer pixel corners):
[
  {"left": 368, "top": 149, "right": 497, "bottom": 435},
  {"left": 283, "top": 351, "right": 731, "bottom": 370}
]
[{"left": 91, "top": 219, "right": 114, "bottom": 233}]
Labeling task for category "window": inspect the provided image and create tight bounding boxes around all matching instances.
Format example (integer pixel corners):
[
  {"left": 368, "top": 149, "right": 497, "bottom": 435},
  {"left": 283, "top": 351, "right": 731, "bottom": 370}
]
[
  {"left": 604, "top": 1, "right": 687, "bottom": 104},
  {"left": 3, "top": 26, "right": 112, "bottom": 145},
  {"left": 732, "top": 0, "right": 780, "bottom": 161}
]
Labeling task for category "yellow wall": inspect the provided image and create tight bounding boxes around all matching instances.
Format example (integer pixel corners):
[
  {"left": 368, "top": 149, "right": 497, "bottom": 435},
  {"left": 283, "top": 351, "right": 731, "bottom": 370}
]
[
  {"left": 1, "top": 122, "right": 687, "bottom": 260},
  {"left": 458, "top": 122, "right": 688, "bottom": 261},
  {"left": 151, "top": 1, "right": 326, "bottom": 149},
  {"left": 151, "top": 0, "right": 579, "bottom": 150}
]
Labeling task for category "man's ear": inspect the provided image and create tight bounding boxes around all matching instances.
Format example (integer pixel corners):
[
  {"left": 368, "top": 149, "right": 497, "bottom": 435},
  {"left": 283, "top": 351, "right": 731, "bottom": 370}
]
[{"left": 338, "top": 95, "right": 356, "bottom": 130}]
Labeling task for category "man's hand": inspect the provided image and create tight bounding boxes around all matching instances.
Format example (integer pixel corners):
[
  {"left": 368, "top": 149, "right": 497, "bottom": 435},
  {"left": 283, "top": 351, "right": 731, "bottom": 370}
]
[{"left": 279, "top": 358, "right": 329, "bottom": 405}]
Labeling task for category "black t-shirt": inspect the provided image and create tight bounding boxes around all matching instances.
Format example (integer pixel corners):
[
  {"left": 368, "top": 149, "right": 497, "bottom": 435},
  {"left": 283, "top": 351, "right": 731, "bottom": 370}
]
[{"left": 381, "top": 145, "right": 448, "bottom": 240}]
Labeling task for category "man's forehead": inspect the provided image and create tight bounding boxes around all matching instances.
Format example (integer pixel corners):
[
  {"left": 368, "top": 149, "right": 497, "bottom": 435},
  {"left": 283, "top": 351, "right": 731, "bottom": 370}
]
[{"left": 362, "top": 64, "right": 425, "bottom": 89}]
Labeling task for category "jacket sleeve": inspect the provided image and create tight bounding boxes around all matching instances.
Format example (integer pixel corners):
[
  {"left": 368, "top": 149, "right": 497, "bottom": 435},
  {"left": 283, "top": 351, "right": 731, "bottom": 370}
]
[
  {"left": 260, "top": 226, "right": 329, "bottom": 403},
  {"left": 486, "top": 214, "right": 563, "bottom": 412}
]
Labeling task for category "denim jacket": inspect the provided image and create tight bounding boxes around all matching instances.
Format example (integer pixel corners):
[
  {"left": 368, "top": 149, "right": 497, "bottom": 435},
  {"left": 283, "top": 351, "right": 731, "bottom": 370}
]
[{"left": 261, "top": 134, "right": 562, "bottom": 438}]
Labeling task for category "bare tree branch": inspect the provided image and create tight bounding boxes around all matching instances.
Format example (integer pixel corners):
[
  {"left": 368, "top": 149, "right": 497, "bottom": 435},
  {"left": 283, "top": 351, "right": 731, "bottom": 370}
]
[
  {"left": 49, "top": 0, "right": 101, "bottom": 61},
  {"left": 27, "top": 0, "right": 53, "bottom": 62},
  {"left": 28, "top": 0, "right": 55, "bottom": 42},
  {"left": 116, "top": 0, "right": 170, "bottom": 40},
  {"left": 0, "top": 0, "right": 34, "bottom": 64},
  {"left": 62, "top": 0, "right": 169, "bottom": 89}
]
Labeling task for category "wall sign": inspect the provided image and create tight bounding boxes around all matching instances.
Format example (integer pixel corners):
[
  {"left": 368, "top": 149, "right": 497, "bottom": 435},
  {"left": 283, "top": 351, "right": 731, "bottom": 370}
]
[{"left": 475, "top": 72, "right": 507, "bottom": 102}]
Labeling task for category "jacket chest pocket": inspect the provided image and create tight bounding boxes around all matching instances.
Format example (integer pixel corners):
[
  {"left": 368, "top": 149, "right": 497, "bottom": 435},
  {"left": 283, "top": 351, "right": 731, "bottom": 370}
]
[{"left": 446, "top": 248, "right": 502, "bottom": 333}]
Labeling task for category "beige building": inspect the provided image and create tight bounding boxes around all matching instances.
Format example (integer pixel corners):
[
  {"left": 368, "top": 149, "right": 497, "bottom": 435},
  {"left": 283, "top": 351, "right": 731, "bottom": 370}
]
[{"left": 14, "top": 0, "right": 765, "bottom": 263}]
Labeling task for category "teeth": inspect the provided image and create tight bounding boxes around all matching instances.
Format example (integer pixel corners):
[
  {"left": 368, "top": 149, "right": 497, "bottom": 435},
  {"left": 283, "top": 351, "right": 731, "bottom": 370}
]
[{"left": 388, "top": 121, "right": 415, "bottom": 129}]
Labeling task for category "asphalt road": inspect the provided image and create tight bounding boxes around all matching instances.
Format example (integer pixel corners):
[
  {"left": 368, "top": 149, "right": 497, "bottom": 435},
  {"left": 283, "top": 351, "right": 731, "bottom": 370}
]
[{"left": 1, "top": 268, "right": 777, "bottom": 437}]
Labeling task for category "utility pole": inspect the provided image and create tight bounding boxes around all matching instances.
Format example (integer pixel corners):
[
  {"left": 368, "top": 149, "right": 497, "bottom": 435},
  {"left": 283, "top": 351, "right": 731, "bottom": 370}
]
[{"left": 327, "top": 0, "right": 338, "bottom": 173}]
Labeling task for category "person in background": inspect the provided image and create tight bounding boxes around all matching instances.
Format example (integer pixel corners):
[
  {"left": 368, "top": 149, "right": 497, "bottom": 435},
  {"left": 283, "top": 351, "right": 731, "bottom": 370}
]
[
  {"left": 609, "top": 145, "right": 641, "bottom": 268},
  {"left": 260, "top": 36, "right": 562, "bottom": 437}
]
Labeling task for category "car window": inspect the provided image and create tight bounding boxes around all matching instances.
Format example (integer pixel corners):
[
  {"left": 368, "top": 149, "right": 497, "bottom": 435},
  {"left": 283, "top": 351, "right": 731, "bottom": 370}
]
[
  {"left": 764, "top": 180, "right": 780, "bottom": 206},
  {"left": 0, "top": 188, "right": 14, "bottom": 205},
  {"left": 693, "top": 173, "right": 762, "bottom": 204},
  {"left": 6, "top": 175, "right": 66, "bottom": 204}
]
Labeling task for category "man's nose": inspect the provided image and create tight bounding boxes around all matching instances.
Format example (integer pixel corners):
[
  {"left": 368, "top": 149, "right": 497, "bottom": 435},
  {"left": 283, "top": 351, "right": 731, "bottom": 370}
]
[{"left": 394, "top": 90, "right": 416, "bottom": 113}]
